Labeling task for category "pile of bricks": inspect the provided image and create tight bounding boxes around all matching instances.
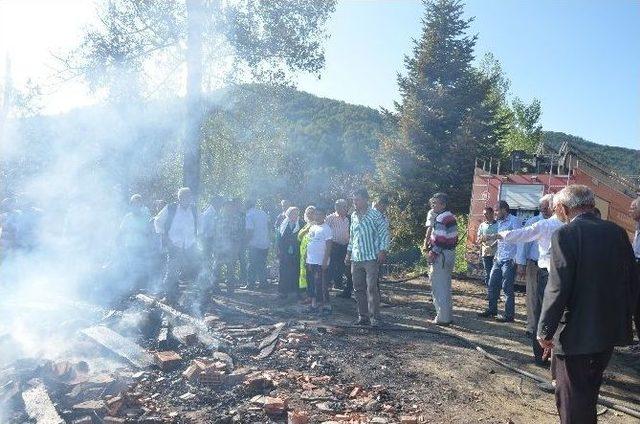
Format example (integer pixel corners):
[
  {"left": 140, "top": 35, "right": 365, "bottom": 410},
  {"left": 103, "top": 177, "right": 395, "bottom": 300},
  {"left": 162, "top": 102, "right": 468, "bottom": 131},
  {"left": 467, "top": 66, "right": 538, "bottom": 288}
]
[{"left": 182, "top": 358, "right": 227, "bottom": 386}]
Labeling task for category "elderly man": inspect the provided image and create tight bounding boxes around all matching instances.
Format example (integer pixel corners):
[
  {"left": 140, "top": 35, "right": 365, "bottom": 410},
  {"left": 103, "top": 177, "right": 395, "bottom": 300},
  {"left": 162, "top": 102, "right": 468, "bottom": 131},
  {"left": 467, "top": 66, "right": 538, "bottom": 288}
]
[
  {"left": 200, "top": 195, "right": 224, "bottom": 290},
  {"left": 494, "top": 193, "right": 562, "bottom": 364},
  {"left": 325, "top": 199, "right": 352, "bottom": 297},
  {"left": 245, "top": 199, "right": 270, "bottom": 288},
  {"left": 631, "top": 197, "right": 640, "bottom": 341},
  {"left": 424, "top": 193, "right": 458, "bottom": 325},
  {"left": 346, "top": 189, "right": 390, "bottom": 327},
  {"left": 154, "top": 187, "right": 200, "bottom": 304},
  {"left": 537, "top": 185, "right": 638, "bottom": 423},
  {"left": 478, "top": 200, "right": 522, "bottom": 322}
]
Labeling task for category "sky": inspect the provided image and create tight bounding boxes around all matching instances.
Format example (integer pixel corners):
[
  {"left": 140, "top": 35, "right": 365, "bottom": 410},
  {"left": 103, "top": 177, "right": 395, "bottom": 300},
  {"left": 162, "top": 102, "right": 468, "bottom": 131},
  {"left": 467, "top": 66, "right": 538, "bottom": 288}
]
[{"left": 0, "top": 0, "right": 638, "bottom": 150}]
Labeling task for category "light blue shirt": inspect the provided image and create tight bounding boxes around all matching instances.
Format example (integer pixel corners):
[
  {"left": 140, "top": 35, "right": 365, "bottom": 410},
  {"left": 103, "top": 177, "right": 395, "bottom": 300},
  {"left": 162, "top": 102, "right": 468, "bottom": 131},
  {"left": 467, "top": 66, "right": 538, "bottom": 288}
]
[
  {"left": 495, "top": 214, "right": 522, "bottom": 262},
  {"left": 516, "top": 214, "right": 543, "bottom": 265}
]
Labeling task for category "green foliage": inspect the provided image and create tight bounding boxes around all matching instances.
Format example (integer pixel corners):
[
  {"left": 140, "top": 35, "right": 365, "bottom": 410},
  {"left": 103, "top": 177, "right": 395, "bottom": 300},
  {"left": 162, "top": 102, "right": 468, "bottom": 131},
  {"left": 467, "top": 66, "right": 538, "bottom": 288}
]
[
  {"left": 454, "top": 214, "right": 468, "bottom": 274},
  {"left": 479, "top": 53, "right": 542, "bottom": 157},
  {"left": 373, "top": 0, "right": 506, "bottom": 249},
  {"left": 59, "top": 0, "right": 336, "bottom": 101},
  {"left": 501, "top": 97, "right": 542, "bottom": 155},
  {"left": 198, "top": 84, "right": 389, "bottom": 207},
  {"left": 543, "top": 131, "right": 640, "bottom": 177}
]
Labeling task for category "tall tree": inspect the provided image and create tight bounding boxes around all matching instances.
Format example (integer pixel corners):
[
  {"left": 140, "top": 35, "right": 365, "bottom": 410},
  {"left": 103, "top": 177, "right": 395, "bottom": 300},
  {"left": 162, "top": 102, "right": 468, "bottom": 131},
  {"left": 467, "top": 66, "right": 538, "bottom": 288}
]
[
  {"left": 479, "top": 53, "right": 543, "bottom": 157},
  {"left": 59, "top": 0, "right": 336, "bottom": 197},
  {"left": 501, "top": 97, "right": 542, "bottom": 155},
  {"left": 374, "top": 0, "right": 506, "bottom": 247}
]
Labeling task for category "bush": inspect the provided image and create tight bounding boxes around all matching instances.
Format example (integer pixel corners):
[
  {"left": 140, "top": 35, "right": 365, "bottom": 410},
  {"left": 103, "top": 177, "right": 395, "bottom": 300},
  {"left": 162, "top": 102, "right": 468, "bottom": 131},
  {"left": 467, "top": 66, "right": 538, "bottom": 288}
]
[{"left": 454, "top": 214, "right": 469, "bottom": 275}]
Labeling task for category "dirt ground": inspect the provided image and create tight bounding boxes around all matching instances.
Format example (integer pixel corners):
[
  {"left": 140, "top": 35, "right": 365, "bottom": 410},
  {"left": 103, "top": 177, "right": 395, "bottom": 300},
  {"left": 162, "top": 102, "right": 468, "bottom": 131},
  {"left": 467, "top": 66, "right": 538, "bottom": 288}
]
[
  {"left": 219, "top": 275, "right": 640, "bottom": 423},
  {"left": 3, "top": 275, "right": 640, "bottom": 423}
]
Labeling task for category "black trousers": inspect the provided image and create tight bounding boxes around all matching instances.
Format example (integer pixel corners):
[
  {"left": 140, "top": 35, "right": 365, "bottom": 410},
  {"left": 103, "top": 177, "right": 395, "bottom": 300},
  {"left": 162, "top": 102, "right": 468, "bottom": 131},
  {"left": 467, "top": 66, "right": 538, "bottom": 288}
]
[
  {"left": 554, "top": 349, "right": 613, "bottom": 424},
  {"left": 634, "top": 262, "right": 640, "bottom": 341},
  {"left": 531, "top": 268, "right": 549, "bottom": 364},
  {"left": 328, "top": 242, "right": 352, "bottom": 295},
  {"left": 247, "top": 247, "right": 268, "bottom": 285}
]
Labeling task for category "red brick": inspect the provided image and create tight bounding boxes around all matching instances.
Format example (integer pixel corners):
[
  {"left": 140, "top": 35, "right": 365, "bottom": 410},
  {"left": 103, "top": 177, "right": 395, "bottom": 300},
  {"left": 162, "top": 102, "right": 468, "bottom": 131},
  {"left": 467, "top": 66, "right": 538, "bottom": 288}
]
[
  {"left": 154, "top": 351, "right": 182, "bottom": 371},
  {"left": 264, "top": 396, "right": 287, "bottom": 415},
  {"left": 182, "top": 364, "right": 199, "bottom": 381},
  {"left": 287, "top": 410, "right": 309, "bottom": 424},
  {"left": 105, "top": 395, "right": 123, "bottom": 416}
]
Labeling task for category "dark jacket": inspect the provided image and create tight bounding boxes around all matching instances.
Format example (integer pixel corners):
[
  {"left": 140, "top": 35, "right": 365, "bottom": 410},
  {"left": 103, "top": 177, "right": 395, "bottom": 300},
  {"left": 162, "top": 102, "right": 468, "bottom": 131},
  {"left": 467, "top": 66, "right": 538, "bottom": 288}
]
[{"left": 538, "top": 213, "right": 639, "bottom": 356}]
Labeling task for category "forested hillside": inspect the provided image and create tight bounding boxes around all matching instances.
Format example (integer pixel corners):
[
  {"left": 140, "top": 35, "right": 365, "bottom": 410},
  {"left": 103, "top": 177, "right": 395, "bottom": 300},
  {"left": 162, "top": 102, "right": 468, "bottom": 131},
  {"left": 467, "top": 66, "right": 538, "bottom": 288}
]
[
  {"left": 2, "top": 84, "right": 636, "bottom": 208},
  {"left": 543, "top": 131, "right": 639, "bottom": 177}
]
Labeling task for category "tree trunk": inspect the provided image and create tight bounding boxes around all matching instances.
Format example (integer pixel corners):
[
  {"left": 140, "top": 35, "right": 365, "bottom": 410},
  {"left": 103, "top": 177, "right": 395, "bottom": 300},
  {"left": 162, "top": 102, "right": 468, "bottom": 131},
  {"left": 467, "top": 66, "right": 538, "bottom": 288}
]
[{"left": 183, "top": 0, "right": 205, "bottom": 198}]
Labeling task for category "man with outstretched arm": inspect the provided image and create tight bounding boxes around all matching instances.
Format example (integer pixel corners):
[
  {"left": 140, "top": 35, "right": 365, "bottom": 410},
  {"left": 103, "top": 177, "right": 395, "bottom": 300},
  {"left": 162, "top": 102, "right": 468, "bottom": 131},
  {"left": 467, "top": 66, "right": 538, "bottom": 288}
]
[{"left": 537, "top": 185, "right": 638, "bottom": 423}]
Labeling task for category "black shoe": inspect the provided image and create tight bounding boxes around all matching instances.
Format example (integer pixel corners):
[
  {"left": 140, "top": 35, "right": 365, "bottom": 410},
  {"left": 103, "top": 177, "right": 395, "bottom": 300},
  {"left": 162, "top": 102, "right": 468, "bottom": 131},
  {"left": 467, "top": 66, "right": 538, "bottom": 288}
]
[
  {"left": 537, "top": 381, "right": 555, "bottom": 393},
  {"left": 495, "top": 315, "right": 514, "bottom": 323},
  {"left": 477, "top": 310, "right": 497, "bottom": 318},
  {"left": 353, "top": 317, "right": 370, "bottom": 326}
]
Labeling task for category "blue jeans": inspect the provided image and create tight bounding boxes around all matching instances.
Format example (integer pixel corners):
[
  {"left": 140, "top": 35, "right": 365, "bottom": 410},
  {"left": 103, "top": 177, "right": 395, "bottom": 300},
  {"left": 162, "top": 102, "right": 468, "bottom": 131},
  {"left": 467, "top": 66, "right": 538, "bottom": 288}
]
[
  {"left": 487, "top": 259, "right": 516, "bottom": 319},
  {"left": 482, "top": 256, "right": 494, "bottom": 287}
]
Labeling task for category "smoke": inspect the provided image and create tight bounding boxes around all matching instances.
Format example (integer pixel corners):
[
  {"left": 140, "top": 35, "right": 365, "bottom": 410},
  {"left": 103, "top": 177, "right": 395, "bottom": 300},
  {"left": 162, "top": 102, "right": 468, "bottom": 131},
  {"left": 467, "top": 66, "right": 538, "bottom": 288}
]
[{"left": 0, "top": 100, "right": 179, "bottom": 371}]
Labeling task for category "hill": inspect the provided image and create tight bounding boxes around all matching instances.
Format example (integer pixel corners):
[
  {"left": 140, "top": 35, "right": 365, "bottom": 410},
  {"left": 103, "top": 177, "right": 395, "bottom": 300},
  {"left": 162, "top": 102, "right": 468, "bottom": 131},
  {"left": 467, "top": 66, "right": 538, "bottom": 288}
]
[
  {"left": 543, "top": 130, "right": 639, "bottom": 177},
  {"left": 3, "top": 85, "right": 636, "bottom": 204}
]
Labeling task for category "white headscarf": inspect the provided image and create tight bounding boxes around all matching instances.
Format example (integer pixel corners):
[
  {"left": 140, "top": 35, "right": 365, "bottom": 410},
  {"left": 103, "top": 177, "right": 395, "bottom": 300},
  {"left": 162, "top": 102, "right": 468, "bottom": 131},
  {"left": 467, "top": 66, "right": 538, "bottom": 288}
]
[{"left": 279, "top": 207, "right": 300, "bottom": 236}]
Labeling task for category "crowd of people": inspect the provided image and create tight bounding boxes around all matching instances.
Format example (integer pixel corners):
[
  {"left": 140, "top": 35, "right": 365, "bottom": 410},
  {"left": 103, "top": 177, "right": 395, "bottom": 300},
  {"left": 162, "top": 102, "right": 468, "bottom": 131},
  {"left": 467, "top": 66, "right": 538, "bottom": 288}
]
[
  {"left": 476, "top": 186, "right": 640, "bottom": 423},
  {"left": 2, "top": 184, "right": 640, "bottom": 423},
  {"left": 116, "top": 187, "right": 392, "bottom": 326}
]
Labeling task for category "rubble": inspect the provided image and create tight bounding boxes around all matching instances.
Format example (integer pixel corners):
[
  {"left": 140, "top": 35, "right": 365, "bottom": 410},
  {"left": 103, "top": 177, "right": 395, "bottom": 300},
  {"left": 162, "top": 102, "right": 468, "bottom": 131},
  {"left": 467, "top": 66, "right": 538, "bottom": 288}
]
[
  {"left": 288, "top": 410, "right": 310, "bottom": 424},
  {"left": 22, "top": 383, "right": 65, "bottom": 424},
  {"left": 82, "top": 325, "right": 154, "bottom": 368},
  {"left": 263, "top": 396, "right": 287, "bottom": 415},
  {"left": 153, "top": 351, "right": 182, "bottom": 371}
]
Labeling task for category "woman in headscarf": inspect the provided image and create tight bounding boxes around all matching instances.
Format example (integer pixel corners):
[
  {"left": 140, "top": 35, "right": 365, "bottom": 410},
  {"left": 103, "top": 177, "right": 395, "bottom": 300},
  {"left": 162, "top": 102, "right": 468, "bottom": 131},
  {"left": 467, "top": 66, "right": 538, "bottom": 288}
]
[
  {"left": 297, "top": 205, "right": 316, "bottom": 304},
  {"left": 277, "top": 206, "right": 301, "bottom": 299}
]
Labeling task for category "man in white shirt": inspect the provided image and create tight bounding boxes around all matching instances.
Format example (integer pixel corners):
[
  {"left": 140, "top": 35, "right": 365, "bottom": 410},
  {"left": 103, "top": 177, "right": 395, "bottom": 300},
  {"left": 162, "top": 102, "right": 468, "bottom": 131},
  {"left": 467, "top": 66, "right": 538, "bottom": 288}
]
[
  {"left": 478, "top": 201, "right": 522, "bottom": 322},
  {"left": 199, "top": 195, "right": 223, "bottom": 298},
  {"left": 494, "top": 193, "right": 564, "bottom": 364},
  {"left": 515, "top": 194, "right": 554, "bottom": 337},
  {"left": 325, "top": 199, "right": 352, "bottom": 297},
  {"left": 154, "top": 187, "right": 200, "bottom": 304},
  {"left": 245, "top": 199, "right": 270, "bottom": 288}
]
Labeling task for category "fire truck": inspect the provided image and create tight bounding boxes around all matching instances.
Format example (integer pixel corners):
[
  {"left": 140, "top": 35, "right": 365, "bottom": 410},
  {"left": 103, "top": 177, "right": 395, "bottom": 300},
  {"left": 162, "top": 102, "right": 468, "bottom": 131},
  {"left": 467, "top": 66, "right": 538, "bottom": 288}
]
[{"left": 465, "top": 141, "right": 639, "bottom": 281}]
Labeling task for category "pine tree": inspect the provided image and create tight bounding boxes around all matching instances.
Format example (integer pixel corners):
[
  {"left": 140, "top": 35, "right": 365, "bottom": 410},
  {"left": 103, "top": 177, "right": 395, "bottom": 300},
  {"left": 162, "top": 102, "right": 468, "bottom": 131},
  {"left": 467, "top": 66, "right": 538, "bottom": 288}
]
[{"left": 374, "top": 0, "right": 506, "bottom": 247}]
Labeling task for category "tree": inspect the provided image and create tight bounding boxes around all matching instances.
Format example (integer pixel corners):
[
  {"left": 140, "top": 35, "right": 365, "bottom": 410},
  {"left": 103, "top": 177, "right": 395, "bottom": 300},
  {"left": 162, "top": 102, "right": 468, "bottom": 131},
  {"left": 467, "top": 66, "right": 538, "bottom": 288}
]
[
  {"left": 479, "top": 53, "right": 542, "bottom": 157},
  {"left": 59, "top": 0, "right": 336, "bottom": 197},
  {"left": 373, "top": 0, "right": 507, "bottom": 248},
  {"left": 501, "top": 97, "right": 542, "bottom": 155}
]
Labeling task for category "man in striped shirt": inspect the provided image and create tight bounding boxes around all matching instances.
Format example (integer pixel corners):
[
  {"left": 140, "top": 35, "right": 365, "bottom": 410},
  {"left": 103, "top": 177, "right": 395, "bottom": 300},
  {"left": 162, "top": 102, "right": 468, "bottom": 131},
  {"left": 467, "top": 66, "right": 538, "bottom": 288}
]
[
  {"left": 325, "top": 199, "right": 353, "bottom": 297},
  {"left": 346, "top": 188, "right": 390, "bottom": 327},
  {"left": 425, "top": 193, "right": 458, "bottom": 325}
]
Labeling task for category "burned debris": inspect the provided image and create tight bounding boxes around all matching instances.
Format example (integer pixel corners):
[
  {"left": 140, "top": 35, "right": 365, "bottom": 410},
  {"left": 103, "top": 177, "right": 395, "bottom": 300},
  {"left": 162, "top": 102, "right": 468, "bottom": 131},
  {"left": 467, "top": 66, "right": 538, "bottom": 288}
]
[{"left": 0, "top": 292, "right": 427, "bottom": 424}]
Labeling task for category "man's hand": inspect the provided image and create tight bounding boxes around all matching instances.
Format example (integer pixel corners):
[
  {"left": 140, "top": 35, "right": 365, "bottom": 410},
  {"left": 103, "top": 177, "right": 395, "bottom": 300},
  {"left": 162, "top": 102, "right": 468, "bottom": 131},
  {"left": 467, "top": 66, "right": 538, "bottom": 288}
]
[
  {"left": 538, "top": 338, "right": 554, "bottom": 361},
  {"left": 377, "top": 251, "right": 387, "bottom": 264},
  {"left": 344, "top": 252, "right": 351, "bottom": 265},
  {"left": 517, "top": 264, "right": 526, "bottom": 279}
]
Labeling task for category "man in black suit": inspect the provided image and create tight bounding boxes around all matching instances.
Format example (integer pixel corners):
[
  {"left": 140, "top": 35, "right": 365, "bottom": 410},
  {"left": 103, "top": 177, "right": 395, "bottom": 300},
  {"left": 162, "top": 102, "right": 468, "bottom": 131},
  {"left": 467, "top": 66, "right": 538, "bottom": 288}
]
[{"left": 537, "top": 185, "right": 639, "bottom": 424}]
